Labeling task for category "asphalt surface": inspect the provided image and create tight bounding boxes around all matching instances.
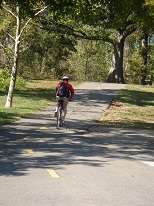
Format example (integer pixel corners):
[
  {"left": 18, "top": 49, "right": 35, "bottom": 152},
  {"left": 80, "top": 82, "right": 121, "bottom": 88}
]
[{"left": 0, "top": 82, "right": 154, "bottom": 206}]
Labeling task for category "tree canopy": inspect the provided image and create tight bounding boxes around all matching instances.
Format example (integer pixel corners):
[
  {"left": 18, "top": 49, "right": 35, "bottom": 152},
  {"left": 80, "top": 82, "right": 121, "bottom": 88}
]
[{"left": 0, "top": 0, "right": 153, "bottom": 107}]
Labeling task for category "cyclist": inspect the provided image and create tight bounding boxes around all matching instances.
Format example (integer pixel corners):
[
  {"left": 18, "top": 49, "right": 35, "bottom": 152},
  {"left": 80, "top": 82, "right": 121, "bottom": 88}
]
[{"left": 54, "top": 76, "right": 74, "bottom": 125}]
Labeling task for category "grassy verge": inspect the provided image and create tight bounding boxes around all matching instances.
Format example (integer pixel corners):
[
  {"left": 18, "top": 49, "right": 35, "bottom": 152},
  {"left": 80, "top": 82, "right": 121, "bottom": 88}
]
[
  {"left": 0, "top": 80, "right": 81, "bottom": 125},
  {"left": 99, "top": 84, "right": 154, "bottom": 130}
]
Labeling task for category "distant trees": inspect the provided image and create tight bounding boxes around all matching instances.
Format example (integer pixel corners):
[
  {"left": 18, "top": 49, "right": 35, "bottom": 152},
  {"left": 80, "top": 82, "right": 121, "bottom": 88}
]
[
  {"left": 36, "top": 0, "right": 153, "bottom": 84},
  {"left": 18, "top": 26, "right": 77, "bottom": 79},
  {"left": 69, "top": 39, "right": 112, "bottom": 81},
  {"left": 124, "top": 32, "right": 154, "bottom": 84},
  {"left": 0, "top": 0, "right": 154, "bottom": 107},
  {"left": 70, "top": 0, "right": 153, "bottom": 84}
]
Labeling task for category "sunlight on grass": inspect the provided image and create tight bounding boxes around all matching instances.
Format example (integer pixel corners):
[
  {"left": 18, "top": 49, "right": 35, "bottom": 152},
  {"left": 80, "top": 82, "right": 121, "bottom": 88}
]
[
  {"left": 1, "top": 81, "right": 153, "bottom": 129},
  {"left": 99, "top": 85, "right": 154, "bottom": 130},
  {"left": 0, "top": 80, "right": 81, "bottom": 125}
]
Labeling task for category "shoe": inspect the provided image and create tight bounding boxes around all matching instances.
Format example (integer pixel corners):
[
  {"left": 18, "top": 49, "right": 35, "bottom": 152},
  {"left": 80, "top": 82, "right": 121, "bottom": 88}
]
[
  {"left": 54, "top": 111, "right": 57, "bottom": 117},
  {"left": 59, "top": 120, "right": 65, "bottom": 127},
  {"left": 61, "top": 118, "right": 65, "bottom": 125}
]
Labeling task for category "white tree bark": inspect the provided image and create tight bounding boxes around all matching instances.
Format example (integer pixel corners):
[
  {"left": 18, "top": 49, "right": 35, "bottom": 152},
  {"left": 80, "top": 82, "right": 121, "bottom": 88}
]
[
  {"left": 3, "top": 5, "right": 47, "bottom": 108},
  {"left": 5, "top": 6, "right": 20, "bottom": 108}
]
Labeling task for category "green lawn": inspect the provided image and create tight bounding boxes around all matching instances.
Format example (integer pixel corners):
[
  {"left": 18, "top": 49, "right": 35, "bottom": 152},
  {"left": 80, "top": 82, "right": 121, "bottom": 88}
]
[
  {"left": 0, "top": 80, "right": 81, "bottom": 125},
  {"left": 1, "top": 82, "right": 154, "bottom": 129},
  {"left": 99, "top": 84, "right": 154, "bottom": 130}
]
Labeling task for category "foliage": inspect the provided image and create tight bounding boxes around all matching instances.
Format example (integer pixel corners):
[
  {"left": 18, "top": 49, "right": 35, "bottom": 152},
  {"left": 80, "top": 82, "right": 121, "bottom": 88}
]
[
  {"left": 0, "top": 68, "right": 10, "bottom": 91},
  {"left": 7, "top": 11, "right": 78, "bottom": 80},
  {"left": 70, "top": 39, "right": 112, "bottom": 81},
  {"left": 0, "top": 8, "right": 14, "bottom": 69},
  {"left": 15, "top": 77, "right": 26, "bottom": 90},
  {"left": 126, "top": 52, "right": 142, "bottom": 84},
  {"left": 0, "top": 0, "right": 154, "bottom": 85},
  {"left": 124, "top": 32, "right": 154, "bottom": 84},
  {"left": 0, "top": 68, "right": 26, "bottom": 92},
  {"left": 148, "top": 34, "right": 154, "bottom": 74}
]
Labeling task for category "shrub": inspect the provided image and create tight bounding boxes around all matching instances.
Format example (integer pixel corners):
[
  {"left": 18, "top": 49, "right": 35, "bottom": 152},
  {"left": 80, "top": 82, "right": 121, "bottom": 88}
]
[
  {"left": 0, "top": 69, "right": 10, "bottom": 92},
  {"left": 0, "top": 69, "right": 26, "bottom": 92},
  {"left": 15, "top": 77, "right": 26, "bottom": 90}
]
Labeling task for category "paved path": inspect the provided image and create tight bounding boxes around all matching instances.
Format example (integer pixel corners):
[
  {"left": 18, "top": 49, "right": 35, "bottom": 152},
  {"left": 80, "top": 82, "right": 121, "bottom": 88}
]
[{"left": 0, "top": 82, "right": 154, "bottom": 206}]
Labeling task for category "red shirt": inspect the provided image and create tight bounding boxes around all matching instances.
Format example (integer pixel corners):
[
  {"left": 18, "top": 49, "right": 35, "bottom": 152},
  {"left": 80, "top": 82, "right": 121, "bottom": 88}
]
[{"left": 56, "top": 81, "right": 74, "bottom": 100}]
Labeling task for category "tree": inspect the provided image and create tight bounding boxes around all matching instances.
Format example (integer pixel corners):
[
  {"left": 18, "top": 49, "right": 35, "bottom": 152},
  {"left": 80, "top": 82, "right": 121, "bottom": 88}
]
[
  {"left": 123, "top": 30, "right": 154, "bottom": 84},
  {"left": 18, "top": 25, "right": 77, "bottom": 79},
  {"left": 1, "top": 2, "right": 47, "bottom": 107},
  {"left": 139, "top": 0, "right": 154, "bottom": 84},
  {"left": 1, "top": 0, "right": 153, "bottom": 86},
  {"left": 36, "top": 0, "right": 152, "bottom": 83},
  {"left": 75, "top": 0, "right": 151, "bottom": 83},
  {"left": 0, "top": 0, "right": 80, "bottom": 107},
  {"left": 69, "top": 39, "right": 112, "bottom": 82},
  {"left": 140, "top": 32, "right": 148, "bottom": 85}
]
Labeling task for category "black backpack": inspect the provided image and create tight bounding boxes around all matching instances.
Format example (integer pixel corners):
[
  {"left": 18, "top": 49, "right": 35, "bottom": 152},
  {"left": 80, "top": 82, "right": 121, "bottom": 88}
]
[{"left": 56, "top": 82, "right": 68, "bottom": 97}]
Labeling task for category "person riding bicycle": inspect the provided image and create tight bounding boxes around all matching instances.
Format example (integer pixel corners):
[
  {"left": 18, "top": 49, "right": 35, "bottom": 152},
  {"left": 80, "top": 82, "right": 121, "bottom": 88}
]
[{"left": 54, "top": 76, "right": 74, "bottom": 125}]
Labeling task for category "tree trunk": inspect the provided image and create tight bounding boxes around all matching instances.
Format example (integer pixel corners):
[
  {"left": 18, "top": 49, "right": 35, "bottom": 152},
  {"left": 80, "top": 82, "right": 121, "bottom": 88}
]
[
  {"left": 107, "top": 36, "right": 125, "bottom": 83},
  {"left": 5, "top": 7, "right": 20, "bottom": 108},
  {"left": 84, "top": 57, "right": 89, "bottom": 81},
  {"left": 140, "top": 32, "right": 148, "bottom": 85},
  {"left": 3, "top": 5, "right": 47, "bottom": 108}
]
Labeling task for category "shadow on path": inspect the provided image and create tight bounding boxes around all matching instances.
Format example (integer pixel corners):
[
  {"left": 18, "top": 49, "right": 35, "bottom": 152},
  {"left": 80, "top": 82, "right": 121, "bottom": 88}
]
[{"left": 0, "top": 83, "right": 153, "bottom": 176}]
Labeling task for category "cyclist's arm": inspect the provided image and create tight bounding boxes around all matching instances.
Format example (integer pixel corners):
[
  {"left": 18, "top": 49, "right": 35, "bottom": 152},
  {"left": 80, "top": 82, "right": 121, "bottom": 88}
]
[
  {"left": 68, "top": 84, "right": 74, "bottom": 100},
  {"left": 55, "top": 82, "right": 61, "bottom": 96}
]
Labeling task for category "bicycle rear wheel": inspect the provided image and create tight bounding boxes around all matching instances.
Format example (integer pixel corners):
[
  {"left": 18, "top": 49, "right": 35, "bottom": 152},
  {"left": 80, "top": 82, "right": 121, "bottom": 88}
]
[{"left": 56, "top": 109, "right": 62, "bottom": 128}]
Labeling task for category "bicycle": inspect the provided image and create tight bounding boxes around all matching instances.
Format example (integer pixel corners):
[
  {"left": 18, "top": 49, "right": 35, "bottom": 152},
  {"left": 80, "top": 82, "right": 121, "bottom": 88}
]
[{"left": 56, "top": 98, "right": 64, "bottom": 129}]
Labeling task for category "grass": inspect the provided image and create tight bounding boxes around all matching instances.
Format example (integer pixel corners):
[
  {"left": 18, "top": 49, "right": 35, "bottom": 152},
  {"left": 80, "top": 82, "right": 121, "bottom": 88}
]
[
  {"left": 1, "top": 81, "right": 154, "bottom": 130},
  {"left": 99, "top": 84, "right": 154, "bottom": 130},
  {"left": 0, "top": 80, "right": 81, "bottom": 125}
]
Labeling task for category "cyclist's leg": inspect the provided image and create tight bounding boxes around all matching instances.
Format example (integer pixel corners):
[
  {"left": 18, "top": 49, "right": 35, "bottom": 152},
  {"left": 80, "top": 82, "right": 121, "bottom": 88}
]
[
  {"left": 62, "top": 97, "right": 68, "bottom": 120},
  {"left": 54, "top": 96, "right": 60, "bottom": 116},
  {"left": 56, "top": 108, "right": 60, "bottom": 127},
  {"left": 56, "top": 98, "right": 63, "bottom": 128}
]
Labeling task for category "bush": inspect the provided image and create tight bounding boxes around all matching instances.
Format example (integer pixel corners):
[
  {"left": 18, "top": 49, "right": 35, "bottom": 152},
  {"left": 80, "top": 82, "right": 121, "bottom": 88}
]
[
  {"left": 15, "top": 77, "right": 26, "bottom": 90},
  {"left": 0, "top": 69, "right": 10, "bottom": 92},
  {"left": 0, "top": 69, "right": 26, "bottom": 92},
  {"left": 125, "top": 52, "right": 142, "bottom": 84}
]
